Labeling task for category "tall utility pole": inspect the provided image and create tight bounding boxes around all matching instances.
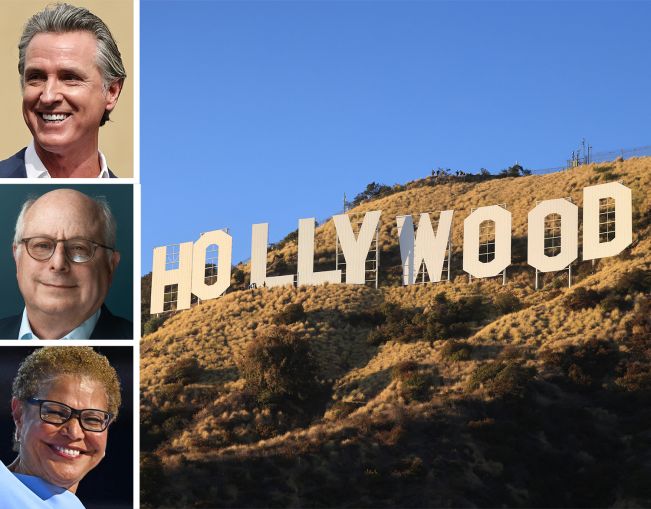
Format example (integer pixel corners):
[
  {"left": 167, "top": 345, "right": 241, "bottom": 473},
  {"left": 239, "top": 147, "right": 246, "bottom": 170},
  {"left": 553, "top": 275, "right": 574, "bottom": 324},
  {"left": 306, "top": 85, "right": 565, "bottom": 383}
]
[{"left": 567, "top": 139, "right": 593, "bottom": 168}]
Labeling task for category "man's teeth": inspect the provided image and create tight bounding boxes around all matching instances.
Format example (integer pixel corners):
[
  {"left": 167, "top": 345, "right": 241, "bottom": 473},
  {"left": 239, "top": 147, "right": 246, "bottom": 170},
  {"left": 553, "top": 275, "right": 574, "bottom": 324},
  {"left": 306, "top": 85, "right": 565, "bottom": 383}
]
[
  {"left": 41, "top": 113, "right": 68, "bottom": 121},
  {"left": 52, "top": 445, "right": 81, "bottom": 457}
]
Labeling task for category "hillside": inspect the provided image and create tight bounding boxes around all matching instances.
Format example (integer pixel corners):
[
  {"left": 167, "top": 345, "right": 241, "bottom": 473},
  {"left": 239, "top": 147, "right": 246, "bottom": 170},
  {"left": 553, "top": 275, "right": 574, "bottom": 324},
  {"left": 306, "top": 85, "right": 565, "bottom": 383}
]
[{"left": 141, "top": 158, "right": 651, "bottom": 508}]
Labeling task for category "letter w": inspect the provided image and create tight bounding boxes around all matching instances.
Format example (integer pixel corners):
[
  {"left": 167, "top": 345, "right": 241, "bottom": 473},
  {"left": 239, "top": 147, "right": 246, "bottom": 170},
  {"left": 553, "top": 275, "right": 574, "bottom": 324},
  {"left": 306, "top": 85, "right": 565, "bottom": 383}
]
[{"left": 397, "top": 211, "right": 454, "bottom": 285}]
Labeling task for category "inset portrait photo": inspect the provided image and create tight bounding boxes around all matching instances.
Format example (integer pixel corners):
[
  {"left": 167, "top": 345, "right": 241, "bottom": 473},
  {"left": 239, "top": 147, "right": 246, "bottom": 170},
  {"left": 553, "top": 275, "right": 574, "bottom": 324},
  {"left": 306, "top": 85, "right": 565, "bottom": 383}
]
[
  {"left": 0, "top": 184, "right": 134, "bottom": 339},
  {"left": 0, "top": 1, "right": 134, "bottom": 178},
  {"left": 0, "top": 346, "right": 133, "bottom": 508}
]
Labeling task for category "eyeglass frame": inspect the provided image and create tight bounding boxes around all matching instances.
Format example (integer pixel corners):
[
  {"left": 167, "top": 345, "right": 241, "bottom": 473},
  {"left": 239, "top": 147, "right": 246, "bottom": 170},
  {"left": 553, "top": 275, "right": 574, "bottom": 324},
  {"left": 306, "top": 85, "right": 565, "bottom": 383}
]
[
  {"left": 20, "top": 236, "right": 115, "bottom": 264},
  {"left": 26, "top": 398, "right": 113, "bottom": 432}
]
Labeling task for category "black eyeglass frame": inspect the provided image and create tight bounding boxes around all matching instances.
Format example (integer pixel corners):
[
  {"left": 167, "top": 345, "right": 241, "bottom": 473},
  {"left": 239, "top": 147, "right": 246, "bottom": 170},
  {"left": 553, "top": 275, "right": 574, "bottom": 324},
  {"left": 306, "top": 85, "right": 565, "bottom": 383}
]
[
  {"left": 26, "top": 398, "right": 113, "bottom": 432},
  {"left": 20, "top": 236, "right": 115, "bottom": 264}
]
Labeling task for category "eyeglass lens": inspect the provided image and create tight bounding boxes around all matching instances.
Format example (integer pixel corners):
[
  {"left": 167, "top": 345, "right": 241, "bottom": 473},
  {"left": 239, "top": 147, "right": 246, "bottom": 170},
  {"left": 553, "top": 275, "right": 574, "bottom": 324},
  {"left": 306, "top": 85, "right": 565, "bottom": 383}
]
[
  {"left": 40, "top": 400, "right": 110, "bottom": 432},
  {"left": 26, "top": 237, "right": 96, "bottom": 262}
]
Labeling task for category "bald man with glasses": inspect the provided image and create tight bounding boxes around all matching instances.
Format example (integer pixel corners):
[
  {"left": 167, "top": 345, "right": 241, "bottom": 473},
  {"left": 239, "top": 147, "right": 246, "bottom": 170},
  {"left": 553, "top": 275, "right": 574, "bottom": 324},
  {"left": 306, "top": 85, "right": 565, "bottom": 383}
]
[{"left": 0, "top": 189, "right": 132, "bottom": 339}]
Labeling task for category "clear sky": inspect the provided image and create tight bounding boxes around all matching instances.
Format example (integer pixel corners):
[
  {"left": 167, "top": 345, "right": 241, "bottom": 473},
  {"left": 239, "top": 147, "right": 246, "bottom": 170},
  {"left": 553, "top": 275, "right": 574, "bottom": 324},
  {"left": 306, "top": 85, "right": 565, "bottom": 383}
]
[{"left": 141, "top": 0, "right": 651, "bottom": 274}]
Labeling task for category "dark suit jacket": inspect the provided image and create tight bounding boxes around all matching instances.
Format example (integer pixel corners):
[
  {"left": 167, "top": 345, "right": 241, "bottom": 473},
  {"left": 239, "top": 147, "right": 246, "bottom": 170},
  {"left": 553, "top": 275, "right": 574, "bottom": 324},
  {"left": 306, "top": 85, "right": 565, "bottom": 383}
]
[
  {"left": 0, "top": 305, "right": 133, "bottom": 339},
  {"left": 0, "top": 148, "right": 118, "bottom": 178}
]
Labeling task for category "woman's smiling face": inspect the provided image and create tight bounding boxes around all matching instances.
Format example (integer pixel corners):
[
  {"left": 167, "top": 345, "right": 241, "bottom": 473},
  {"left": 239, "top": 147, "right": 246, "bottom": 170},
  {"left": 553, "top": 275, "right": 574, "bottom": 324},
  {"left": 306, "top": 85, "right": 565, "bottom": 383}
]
[{"left": 12, "top": 374, "right": 109, "bottom": 492}]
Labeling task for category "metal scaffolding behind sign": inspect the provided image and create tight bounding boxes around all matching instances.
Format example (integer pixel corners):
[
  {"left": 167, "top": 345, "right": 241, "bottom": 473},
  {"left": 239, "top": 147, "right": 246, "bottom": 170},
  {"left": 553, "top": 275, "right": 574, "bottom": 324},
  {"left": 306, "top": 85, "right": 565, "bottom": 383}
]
[
  {"left": 335, "top": 213, "right": 381, "bottom": 289},
  {"left": 408, "top": 213, "right": 452, "bottom": 285},
  {"left": 534, "top": 199, "right": 573, "bottom": 290}
]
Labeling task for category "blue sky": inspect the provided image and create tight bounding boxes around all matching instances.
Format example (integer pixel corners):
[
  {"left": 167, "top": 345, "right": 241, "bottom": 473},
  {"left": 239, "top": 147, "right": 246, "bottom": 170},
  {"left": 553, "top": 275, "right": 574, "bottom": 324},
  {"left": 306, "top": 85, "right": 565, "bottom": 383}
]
[{"left": 141, "top": 0, "right": 651, "bottom": 273}]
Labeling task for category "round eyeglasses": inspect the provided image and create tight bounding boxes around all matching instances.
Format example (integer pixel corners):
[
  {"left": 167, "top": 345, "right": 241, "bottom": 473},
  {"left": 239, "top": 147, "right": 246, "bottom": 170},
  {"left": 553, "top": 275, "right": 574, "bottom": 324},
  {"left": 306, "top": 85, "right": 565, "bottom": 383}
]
[
  {"left": 27, "top": 398, "right": 113, "bottom": 432},
  {"left": 21, "top": 237, "right": 114, "bottom": 263}
]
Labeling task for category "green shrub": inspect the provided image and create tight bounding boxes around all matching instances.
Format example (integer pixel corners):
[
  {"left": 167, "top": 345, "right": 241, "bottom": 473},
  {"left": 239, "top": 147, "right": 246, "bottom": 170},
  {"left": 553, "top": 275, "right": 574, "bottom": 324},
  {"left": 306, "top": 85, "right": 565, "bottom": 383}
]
[
  {"left": 230, "top": 267, "right": 247, "bottom": 290},
  {"left": 392, "top": 361, "right": 438, "bottom": 401},
  {"left": 543, "top": 339, "right": 619, "bottom": 389},
  {"left": 162, "top": 357, "right": 202, "bottom": 384},
  {"left": 402, "top": 371, "right": 437, "bottom": 401},
  {"left": 367, "top": 327, "right": 388, "bottom": 346},
  {"left": 270, "top": 228, "right": 299, "bottom": 250},
  {"left": 564, "top": 287, "right": 602, "bottom": 310},
  {"left": 142, "top": 313, "right": 168, "bottom": 335},
  {"left": 365, "top": 304, "right": 424, "bottom": 344},
  {"left": 493, "top": 292, "right": 521, "bottom": 314},
  {"left": 380, "top": 302, "right": 413, "bottom": 323},
  {"left": 499, "top": 164, "right": 531, "bottom": 177},
  {"left": 440, "top": 340, "right": 472, "bottom": 361},
  {"left": 267, "top": 256, "right": 293, "bottom": 278},
  {"left": 597, "top": 269, "right": 651, "bottom": 313},
  {"left": 395, "top": 323, "right": 426, "bottom": 343},
  {"left": 274, "top": 302, "right": 306, "bottom": 324},
  {"left": 467, "top": 362, "right": 506, "bottom": 391},
  {"left": 467, "top": 361, "right": 535, "bottom": 398},
  {"left": 461, "top": 295, "right": 488, "bottom": 320},
  {"left": 490, "top": 363, "right": 536, "bottom": 398},
  {"left": 391, "top": 361, "right": 420, "bottom": 382},
  {"left": 345, "top": 311, "right": 385, "bottom": 326},
  {"left": 600, "top": 292, "right": 630, "bottom": 312},
  {"left": 425, "top": 293, "right": 486, "bottom": 340},
  {"left": 328, "top": 401, "right": 360, "bottom": 419},
  {"left": 369, "top": 295, "right": 487, "bottom": 345},
  {"left": 352, "top": 182, "right": 394, "bottom": 206},
  {"left": 615, "top": 269, "right": 651, "bottom": 294},
  {"left": 238, "top": 326, "right": 320, "bottom": 406}
]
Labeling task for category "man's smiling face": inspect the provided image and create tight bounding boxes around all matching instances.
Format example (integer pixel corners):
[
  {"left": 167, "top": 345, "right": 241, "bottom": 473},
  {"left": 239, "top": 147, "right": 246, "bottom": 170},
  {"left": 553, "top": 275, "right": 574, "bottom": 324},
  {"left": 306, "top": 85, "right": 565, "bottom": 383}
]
[
  {"left": 21, "top": 31, "right": 120, "bottom": 158},
  {"left": 13, "top": 189, "right": 120, "bottom": 336}
]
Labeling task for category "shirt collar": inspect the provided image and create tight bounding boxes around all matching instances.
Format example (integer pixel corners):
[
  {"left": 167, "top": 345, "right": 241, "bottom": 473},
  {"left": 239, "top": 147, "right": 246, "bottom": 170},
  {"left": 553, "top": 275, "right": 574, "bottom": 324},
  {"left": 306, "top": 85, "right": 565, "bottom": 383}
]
[
  {"left": 25, "top": 140, "right": 110, "bottom": 178},
  {"left": 18, "top": 307, "right": 101, "bottom": 340}
]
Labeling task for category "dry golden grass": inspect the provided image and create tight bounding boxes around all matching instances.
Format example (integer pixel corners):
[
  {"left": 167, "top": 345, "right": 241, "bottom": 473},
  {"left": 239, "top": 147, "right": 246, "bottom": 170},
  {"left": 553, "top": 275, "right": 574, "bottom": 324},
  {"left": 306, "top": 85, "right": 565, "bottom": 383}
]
[{"left": 142, "top": 157, "right": 651, "bottom": 475}]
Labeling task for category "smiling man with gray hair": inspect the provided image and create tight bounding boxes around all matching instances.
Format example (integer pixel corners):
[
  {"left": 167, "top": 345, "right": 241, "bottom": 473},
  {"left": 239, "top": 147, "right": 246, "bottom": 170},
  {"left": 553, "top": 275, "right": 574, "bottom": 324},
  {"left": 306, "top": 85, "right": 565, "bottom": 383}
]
[
  {"left": 0, "top": 189, "right": 132, "bottom": 339},
  {"left": 0, "top": 3, "right": 127, "bottom": 178}
]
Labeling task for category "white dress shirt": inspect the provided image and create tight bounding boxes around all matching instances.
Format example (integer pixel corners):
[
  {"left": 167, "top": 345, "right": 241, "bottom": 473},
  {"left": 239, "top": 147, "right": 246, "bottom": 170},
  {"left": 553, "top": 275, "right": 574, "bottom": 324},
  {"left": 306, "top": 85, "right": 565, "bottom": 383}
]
[
  {"left": 18, "top": 308, "right": 101, "bottom": 340},
  {"left": 25, "top": 141, "right": 110, "bottom": 178}
]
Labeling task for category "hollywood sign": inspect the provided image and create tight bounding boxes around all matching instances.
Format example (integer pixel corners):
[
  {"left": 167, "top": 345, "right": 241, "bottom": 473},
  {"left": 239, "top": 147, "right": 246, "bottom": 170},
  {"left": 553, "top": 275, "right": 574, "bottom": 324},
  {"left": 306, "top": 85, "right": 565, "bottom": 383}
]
[{"left": 150, "top": 182, "right": 632, "bottom": 314}]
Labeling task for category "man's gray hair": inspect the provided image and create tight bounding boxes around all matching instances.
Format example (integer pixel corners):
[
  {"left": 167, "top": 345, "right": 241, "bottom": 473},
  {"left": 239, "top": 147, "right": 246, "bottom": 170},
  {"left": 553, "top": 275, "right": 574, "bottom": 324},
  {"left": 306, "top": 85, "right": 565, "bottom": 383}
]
[
  {"left": 14, "top": 195, "right": 117, "bottom": 249},
  {"left": 18, "top": 3, "right": 127, "bottom": 126}
]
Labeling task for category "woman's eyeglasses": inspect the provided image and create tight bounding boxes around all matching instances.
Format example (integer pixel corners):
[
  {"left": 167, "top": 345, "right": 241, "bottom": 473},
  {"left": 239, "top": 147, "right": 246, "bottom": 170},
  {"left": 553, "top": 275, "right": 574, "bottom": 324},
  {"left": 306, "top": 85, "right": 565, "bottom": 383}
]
[{"left": 27, "top": 398, "right": 112, "bottom": 432}]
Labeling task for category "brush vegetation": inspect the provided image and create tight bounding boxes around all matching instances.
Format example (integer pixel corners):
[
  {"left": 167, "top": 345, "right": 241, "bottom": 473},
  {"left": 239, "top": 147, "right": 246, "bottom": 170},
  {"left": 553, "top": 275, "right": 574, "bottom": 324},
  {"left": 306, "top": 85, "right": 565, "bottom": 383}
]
[{"left": 141, "top": 157, "right": 651, "bottom": 508}]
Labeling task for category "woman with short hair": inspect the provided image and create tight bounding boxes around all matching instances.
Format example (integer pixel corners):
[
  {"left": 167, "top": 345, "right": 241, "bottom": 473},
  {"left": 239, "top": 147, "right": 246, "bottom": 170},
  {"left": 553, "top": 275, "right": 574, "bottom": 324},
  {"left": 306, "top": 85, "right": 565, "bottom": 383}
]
[{"left": 0, "top": 347, "right": 121, "bottom": 508}]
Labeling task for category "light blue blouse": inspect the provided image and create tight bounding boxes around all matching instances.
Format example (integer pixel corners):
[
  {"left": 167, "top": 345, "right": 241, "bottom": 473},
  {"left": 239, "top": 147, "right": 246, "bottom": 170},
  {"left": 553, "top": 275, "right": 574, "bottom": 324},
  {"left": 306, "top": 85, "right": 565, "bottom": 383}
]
[{"left": 0, "top": 461, "right": 85, "bottom": 508}]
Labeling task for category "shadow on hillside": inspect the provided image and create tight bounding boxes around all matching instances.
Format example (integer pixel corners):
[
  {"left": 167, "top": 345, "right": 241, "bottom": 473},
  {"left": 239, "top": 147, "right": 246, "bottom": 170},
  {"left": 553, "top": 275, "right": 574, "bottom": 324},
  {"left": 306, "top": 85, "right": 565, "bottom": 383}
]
[
  {"left": 468, "top": 343, "right": 505, "bottom": 360},
  {"left": 332, "top": 367, "right": 394, "bottom": 409},
  {"left": 203, "top": 366, "right": 239, "bottom": 384},
  {"left": 302, "top": 306, "right": 381, "bottom": 357}
]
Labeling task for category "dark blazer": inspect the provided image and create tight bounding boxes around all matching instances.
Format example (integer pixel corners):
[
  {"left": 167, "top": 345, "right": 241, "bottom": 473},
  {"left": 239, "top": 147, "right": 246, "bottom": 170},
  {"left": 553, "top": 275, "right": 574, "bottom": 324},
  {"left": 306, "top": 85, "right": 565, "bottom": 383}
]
[
  {"left": 0, "top": 305, "right": 133, "bottom": 339},
  {"left": 0, "top": 148, "right": 118, "bottom": 178}
]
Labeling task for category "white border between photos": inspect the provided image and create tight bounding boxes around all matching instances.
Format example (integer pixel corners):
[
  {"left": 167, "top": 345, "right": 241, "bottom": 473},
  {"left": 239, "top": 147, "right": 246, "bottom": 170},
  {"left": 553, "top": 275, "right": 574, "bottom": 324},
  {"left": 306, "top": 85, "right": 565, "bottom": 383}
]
[{"left": 133, "top": 0, "right": 141, "bottom": 504}]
